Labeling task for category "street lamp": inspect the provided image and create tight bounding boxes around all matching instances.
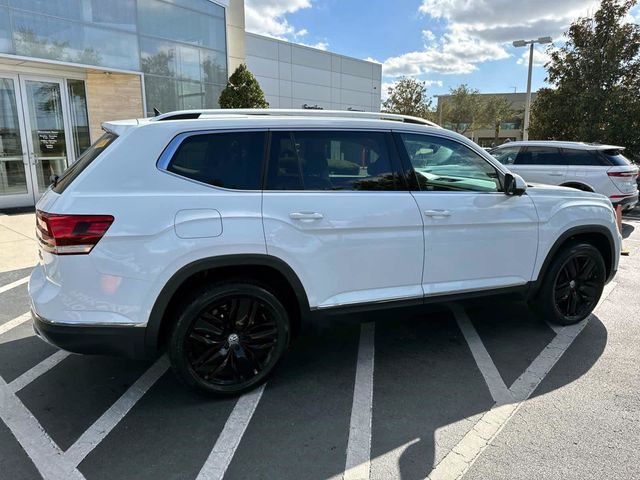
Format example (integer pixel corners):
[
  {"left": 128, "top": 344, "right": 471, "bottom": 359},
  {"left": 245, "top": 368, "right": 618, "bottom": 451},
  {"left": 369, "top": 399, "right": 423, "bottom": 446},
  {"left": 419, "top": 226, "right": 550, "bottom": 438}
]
[{"left": 513, "top": 36, "right": 553, "bottom": 141}]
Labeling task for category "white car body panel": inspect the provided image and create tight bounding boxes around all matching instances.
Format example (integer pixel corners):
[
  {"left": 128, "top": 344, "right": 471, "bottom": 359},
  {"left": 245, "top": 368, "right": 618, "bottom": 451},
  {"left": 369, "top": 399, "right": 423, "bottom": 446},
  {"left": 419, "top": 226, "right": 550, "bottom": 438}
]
[
  {"left": 411, "top": 191, "right": 539, "bottom": 296},
  {"left": 263, "top": 191, "right": 424, "bottom": 309},
  {"left": 28, "top": 115, "right": 622, "bottom": 342}
]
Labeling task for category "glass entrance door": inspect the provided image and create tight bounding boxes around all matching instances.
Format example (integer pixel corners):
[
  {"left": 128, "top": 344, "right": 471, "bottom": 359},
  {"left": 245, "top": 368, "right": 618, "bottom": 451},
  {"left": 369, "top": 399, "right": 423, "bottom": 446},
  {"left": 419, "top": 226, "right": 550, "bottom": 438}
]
[
  {"left": 0, "top": 74, "right": 78, "bottom": 209},
  {"left": 0, "top": 75, "right": 32, "bottom": 208},
  {"left": 20, "top": 77, "right": 72, "bottom": 200}
]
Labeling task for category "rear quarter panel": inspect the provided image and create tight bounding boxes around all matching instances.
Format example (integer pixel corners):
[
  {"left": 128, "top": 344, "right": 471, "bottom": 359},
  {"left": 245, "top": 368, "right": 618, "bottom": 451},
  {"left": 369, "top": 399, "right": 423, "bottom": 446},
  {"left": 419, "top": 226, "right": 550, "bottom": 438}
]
[{"left": 42, "top": 124, "right": 266, "bottom": 327}]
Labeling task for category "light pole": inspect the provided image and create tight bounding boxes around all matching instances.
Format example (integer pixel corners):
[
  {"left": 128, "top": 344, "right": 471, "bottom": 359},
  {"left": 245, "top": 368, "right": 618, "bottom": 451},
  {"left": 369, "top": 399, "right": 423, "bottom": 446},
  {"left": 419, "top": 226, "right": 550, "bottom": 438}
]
[{"left": 513, "top": 36, "right": 552, "bottom": 141}]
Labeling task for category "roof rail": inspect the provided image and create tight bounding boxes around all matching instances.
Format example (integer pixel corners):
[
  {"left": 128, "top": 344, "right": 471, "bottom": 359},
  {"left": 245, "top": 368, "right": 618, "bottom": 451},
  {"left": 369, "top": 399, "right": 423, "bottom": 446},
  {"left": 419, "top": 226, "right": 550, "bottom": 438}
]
[{"left": 151, "top": 109, "right": 440, "bottom": 127}]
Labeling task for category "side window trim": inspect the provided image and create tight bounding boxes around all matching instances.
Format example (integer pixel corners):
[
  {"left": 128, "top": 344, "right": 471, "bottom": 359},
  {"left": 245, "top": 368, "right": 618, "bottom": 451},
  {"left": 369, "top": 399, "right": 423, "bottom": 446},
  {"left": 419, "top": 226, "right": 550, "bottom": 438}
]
[
  {"left": 157, "top": 129, "right": 269, "bottom": 192},
  {"left": 263, "top": 128, "right": 408, "bottom": 192},
  {"left": 392, "top": 131, "right": 504, "bottom": 193}
]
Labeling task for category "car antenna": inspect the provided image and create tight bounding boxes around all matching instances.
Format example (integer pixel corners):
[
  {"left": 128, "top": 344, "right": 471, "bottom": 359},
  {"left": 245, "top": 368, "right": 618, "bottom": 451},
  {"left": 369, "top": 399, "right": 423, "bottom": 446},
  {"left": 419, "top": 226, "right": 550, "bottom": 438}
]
[{"left": 153, "top": 107, "right": 162, "bottom": 116}]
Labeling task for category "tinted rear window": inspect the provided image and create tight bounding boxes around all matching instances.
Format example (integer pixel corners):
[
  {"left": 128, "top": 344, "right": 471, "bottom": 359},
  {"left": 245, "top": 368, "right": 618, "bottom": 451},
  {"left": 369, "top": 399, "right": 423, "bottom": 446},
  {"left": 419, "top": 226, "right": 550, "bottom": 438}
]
[
  {"left": 600, "top": 149, "right": 633, "bottom": 166},
  {"left": 561, "top": 149, "right": 608, "bottom": 166},
  {"left": 166, "top": 132, "right": 266, "bottom": 190},
  {"left": 52, "top": 132, "right": 117, "bottom": 193},
  {"left": 514, "top": 147, "right": 562, "bottom": 165}
]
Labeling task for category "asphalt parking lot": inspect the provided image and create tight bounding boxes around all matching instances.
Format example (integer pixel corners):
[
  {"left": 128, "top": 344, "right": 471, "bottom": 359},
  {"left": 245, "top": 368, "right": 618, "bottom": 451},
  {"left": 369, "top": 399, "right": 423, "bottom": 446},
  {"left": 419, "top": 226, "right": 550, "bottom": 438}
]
[{"left": 1, "top": 210, "right": 639, "bottom": 480}]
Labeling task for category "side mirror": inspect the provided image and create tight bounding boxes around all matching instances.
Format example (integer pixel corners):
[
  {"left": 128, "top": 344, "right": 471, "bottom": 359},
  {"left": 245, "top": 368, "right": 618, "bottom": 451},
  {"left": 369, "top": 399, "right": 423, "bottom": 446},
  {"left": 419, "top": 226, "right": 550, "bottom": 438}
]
[{"left": 504, "top": 172, "right": 527, "bottom": 196}]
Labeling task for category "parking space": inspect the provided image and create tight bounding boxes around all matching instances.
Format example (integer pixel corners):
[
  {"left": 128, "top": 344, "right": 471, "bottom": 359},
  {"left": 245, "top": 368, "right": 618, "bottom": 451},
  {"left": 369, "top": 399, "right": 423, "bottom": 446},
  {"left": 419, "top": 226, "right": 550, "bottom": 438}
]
[{"left": 1, "top": 211, "right": 639, "bottom": 480}]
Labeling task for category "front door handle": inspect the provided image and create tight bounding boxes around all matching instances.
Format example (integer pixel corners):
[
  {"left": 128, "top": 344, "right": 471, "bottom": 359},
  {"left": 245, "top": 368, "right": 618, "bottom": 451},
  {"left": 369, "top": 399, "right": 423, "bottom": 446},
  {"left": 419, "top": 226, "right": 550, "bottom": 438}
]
[
  {"left": 289, "top": 212, "right": 324, "bottom": 221},
  {"left": 424, "top": 209, "right": 451, "bottom": 217}
]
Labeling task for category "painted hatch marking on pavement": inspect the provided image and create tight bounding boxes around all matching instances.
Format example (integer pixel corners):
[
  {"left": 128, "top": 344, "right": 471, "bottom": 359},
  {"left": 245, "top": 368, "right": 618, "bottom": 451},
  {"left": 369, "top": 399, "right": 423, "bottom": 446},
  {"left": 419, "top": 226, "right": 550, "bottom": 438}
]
[{"left": 0, "top": 269, "right": 622, "bottom": 480}]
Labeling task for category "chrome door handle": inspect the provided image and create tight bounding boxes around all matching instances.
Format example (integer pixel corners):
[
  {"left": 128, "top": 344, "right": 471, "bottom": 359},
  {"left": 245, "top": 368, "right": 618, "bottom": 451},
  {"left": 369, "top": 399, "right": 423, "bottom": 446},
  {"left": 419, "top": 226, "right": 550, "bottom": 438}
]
[
  {"left": 289, "top": 212, "right": 324, "bottom": 221},
  {"left": 547, "top": 172, "right": 564, "bottom": 176},
  {"left": 424, "top": 209, "right": 451, "bottom": 217}
]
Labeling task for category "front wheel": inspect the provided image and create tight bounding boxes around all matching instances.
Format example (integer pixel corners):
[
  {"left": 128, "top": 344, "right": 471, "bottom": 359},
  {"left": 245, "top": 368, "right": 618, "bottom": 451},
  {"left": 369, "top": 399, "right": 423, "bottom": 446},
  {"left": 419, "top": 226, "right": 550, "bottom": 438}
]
[
  {"left": 534, "top": 243, "right": 606, "bottom": 326},
  {"left": 168, "top": 282, "right": 290, "bottom": 396}
]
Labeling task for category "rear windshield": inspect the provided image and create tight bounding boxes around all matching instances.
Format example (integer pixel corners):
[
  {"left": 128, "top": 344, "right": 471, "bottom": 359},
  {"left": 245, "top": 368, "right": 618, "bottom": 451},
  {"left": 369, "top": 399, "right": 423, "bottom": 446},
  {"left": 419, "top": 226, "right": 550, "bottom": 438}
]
[
  {"left": 52, "top": 132, "right": 118, "bottom": 193},
  {"left": 600, "top": 149, "right": 633, "bottom": 166}
]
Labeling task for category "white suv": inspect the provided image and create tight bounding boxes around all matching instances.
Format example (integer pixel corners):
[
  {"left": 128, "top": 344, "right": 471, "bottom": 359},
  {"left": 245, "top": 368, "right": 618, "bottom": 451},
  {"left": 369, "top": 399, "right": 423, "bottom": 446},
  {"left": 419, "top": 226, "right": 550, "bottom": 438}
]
[
  {"left": 490, "top": 141, "right": 639, "bottom": 211},
  {"left": 29, "top": 110, "right": 621, "bottom": 395}
]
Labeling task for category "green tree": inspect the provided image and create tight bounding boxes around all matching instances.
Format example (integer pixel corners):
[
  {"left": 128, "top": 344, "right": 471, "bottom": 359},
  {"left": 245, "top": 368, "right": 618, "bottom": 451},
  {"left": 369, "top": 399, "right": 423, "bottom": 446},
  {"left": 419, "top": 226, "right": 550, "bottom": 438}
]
[
  {"left": 382, "top": 77, "right": 434, "bottom": 120},
  {"left": 440, "top": 84, "right": 482, "bottom": 134},
  {"left": 529, "top": 0, "right": 640, "bottom": 158},
  {"left": 479, "top": 96, "right": 516, "bottom": 144},
  {"left": 219, "top": 64, "right": 269, "bottom": 109}
]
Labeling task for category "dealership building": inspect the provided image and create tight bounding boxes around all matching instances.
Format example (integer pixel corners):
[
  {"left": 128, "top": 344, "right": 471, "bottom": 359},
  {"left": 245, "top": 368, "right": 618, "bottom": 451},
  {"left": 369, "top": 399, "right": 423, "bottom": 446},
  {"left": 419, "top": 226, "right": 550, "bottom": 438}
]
[{"left": 0, "top": 0, "right": 382, "bottom": 208}]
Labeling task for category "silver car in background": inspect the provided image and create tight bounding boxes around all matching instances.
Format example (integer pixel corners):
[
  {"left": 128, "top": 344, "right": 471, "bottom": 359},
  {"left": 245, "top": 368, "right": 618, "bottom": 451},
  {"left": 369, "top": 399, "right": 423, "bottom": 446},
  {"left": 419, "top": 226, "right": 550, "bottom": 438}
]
[{"left": 490, "top": 141, "right": 639, "bottom": 211}]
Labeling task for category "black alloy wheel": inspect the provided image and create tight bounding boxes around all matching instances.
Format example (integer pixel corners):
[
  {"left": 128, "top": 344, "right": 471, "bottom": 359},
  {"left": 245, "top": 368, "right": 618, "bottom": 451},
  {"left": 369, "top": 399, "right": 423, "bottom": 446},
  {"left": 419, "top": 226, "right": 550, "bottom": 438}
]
[
  {"left": 534, "top": 243, "right": 606, "bottom": 326},
  {"left": 553, "top": 254, "right": 604, "bottom": 322},
  {"left": 168, "top": 282, "right": 289, "bottom": 396}
]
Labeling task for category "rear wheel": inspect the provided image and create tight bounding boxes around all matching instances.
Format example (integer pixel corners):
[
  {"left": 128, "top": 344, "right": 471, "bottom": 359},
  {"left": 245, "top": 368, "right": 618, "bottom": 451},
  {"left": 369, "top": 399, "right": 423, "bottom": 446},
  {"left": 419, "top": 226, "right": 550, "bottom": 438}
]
[
  {"left": 534, "top": 243, "right": 606, "bottom": 325},
  {"left": 168, "top": 282, "right": 289, "bottom": 396}
]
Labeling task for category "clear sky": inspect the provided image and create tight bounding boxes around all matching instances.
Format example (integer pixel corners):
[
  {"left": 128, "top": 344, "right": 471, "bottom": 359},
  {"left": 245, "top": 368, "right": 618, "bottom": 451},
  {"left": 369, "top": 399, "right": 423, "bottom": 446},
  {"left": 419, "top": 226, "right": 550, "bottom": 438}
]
[{"left": 244, "top": 0, "right": 640, "bottom": 99}]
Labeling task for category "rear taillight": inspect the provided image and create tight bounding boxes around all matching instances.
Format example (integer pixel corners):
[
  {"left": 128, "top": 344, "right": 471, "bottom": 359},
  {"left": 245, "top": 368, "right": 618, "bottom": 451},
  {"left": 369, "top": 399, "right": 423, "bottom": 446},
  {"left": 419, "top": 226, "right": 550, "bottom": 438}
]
[
  {"left": 36, "top": 211, "right": 114, "bottom": 255},
  {"left": 607, "top": 171, "right": 637, "bottom": 178}
]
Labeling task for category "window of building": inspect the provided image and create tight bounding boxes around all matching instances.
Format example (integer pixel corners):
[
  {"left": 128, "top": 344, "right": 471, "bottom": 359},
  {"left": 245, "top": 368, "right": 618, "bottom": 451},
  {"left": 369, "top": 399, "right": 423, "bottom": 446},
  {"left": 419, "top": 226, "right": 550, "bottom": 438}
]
[
  {"left": 266, "top": 131, "right": 400, "bottom": 191},
  {"left": 166, "top": 132, "right": 266, "bottom": 190},
  {"left": 514, "top": 146, "right": 561, "bottom": 165},
  {"left": 67, "top": 79, "right": 91, "bottom": 158},
  {"left": 399, "top": 134, "right": 501, "bottom": 193}
]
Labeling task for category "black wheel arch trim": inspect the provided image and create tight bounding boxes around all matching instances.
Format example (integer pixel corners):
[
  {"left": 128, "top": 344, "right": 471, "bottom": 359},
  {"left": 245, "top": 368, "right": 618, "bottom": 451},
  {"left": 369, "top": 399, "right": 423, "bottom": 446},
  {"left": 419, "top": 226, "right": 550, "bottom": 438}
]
[
  {"left": 529, "top": 224, "right": 616, "bottom": 299},
  {"left": 144, "top": 254, "right": 311, "bottom": 357}
]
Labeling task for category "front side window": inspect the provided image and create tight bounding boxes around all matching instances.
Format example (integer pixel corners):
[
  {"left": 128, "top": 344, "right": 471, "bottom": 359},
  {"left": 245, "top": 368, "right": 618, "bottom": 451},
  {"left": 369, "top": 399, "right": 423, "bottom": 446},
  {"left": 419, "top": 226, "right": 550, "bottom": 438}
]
[
  {"left": 166, "top": 132, "right": 265, "bottom": 190},
  {"left": 491, "top": 146, "right": 520, "bottom": 165},
  {"left": 266, "top": 131, "right": 400, "bottom": 191},
  {"left": 399, "top": 134, "right": 501, "bottom": 193}
]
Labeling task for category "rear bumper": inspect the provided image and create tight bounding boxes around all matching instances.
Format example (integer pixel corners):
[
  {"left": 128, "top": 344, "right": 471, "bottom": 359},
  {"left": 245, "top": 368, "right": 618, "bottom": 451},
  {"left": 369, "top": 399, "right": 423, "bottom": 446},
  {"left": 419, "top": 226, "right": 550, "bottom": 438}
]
[
  {"left": 611, "top": 193, "right": 638, "bottom": 210},
  {"left": 32, "top": 310, "right": 149, "bottom": 359}
]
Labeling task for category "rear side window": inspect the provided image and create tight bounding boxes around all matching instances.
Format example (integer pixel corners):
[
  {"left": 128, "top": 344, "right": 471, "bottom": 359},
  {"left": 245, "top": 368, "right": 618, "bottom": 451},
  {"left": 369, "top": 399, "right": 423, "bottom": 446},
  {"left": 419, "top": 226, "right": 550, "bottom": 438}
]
[
  {"left": 561, "top": 149, "right": 608, "bottom": 166},
  {"left": 600, "top": 149, "right": 633, "bottom": 166},
  {"left": 52, "top": 132, "right": 117, "bottom": 193},
  {"left": 166, "top": 132, "right": 266, "bottom": 190},
  {"left": 266, "top": 131, "right": 400, "bottom": 191},
  {"left": 515, "top": 147, "right": 561, "bottom": 165}
]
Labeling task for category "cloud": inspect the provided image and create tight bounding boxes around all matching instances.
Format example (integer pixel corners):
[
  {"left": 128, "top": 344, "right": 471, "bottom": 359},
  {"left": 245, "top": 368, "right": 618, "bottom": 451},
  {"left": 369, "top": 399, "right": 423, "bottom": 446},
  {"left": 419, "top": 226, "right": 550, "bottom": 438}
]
[
  {"left": 381, "top": 0, "right": 601, "bottom": 79},
  {"left": 516, "top": 46, "right": 551, "bottom": 68},
  {"left": 245, "top": 0, "right": 312, "bottom": 38},
  {"left": 383, "top": 26, "right": 510, "bottom": 77}
]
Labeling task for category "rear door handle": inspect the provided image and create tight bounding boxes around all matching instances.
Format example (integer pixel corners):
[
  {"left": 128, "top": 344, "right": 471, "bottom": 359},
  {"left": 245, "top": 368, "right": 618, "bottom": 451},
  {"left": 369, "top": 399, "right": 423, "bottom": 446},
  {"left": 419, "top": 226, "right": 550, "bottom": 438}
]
[
  {"left": 289, "top": 212, "right": 324, "bottom": 221},
  {"left": 547, "top": 172, "right": 564, "bottom": 177},
  {"left": 424, "top": 209, "right": 451, "bottom": 217}
]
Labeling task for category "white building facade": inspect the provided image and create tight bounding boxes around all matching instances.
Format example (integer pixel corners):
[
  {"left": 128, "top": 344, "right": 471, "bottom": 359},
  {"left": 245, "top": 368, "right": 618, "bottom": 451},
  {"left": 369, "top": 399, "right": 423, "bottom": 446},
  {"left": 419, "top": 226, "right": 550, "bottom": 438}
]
[{"left": 246, "top": 33, "right": 382, "bottom": 112}]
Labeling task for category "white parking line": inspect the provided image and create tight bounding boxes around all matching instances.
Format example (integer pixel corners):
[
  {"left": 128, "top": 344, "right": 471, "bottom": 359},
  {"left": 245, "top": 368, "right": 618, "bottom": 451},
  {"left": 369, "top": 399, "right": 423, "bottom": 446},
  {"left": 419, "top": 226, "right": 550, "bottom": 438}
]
[
  {"left": 0, "top": 375, "right": 85, "bottom": 480},
  {"left": 0, "top": 276, "right": 29, "bottom": 295},
  {"left": 0, "top": 312, "right": 31, "bottom": 336},
  {"left": 64, "top": 356, "right": 170, "bottom": 467},
  {"left": 451, "top": 304, "right": 513, "bottom": 405},
  {"left": 9, "top": 351, "right": 71, "bottom": 394},
  {"left": 343, "top": 322, "right": 375, "bottom": 480},
  {"left": 196, "top": 383, "right": 266, "bottom": 480},
  {"left": 428, "top": 281, "right": 619, "bottom": 480}
]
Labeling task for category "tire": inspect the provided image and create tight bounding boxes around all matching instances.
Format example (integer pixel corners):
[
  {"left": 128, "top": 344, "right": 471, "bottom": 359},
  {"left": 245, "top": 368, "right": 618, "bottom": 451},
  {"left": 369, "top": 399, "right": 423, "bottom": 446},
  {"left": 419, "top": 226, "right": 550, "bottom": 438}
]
[
  {"left": 168, "top": 281, "right": 290, "bottom": 396},
  {"left": 533, "top": 243, "right": 606, "bottom": 326}
]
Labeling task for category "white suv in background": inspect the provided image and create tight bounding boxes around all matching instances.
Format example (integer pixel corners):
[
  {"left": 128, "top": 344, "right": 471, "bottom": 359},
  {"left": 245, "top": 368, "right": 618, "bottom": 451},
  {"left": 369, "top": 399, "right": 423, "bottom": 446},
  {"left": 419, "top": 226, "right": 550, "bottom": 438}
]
[
  {"left": 29, "top": 110, "right": 621, "bottom": 396},
  {"left": 490, "top": 141, "right": 639, "bottom": 211}
]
